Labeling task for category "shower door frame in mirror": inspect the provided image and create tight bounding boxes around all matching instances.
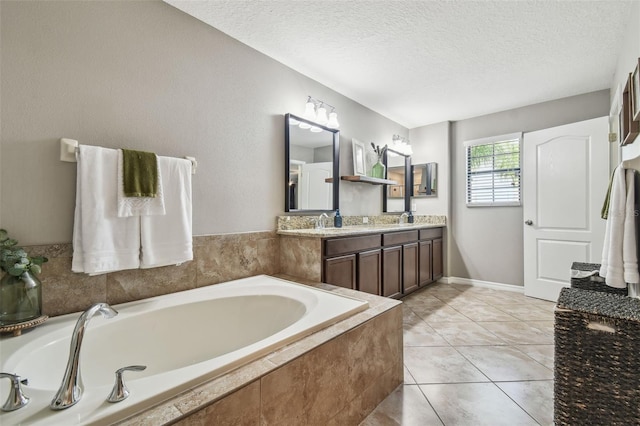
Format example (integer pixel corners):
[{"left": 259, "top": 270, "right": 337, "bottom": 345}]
[
  {"left": 382, "top": 148, "right": 411, "bottom": 213},
  {"left": 285, "top": 113, "right": 340, "bottom": 212}
]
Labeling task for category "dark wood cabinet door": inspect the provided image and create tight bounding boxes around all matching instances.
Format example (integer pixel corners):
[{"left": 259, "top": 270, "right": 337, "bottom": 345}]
[
  {"left": 403, "top": 243, "right": 419, "bottom": 294},
  {"left": 382, "top": 246, "right": 402, "bottom": 298},
  {"left": 357, "top": 249, "right": 381, "bottom": 295},
  {"left": 433, "top": 238, "right": 443, "bottom": 280},
  {"left": 324, "top": 254, "right": 356, "bottom": 289},
  {"left": 419, "top": 240, "right": 432, "bottom": 286}
]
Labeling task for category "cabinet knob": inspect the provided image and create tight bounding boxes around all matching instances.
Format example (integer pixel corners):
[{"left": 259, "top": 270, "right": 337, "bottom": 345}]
[{"left": 525, "top": 220, "right": 533, "bottom": 226}]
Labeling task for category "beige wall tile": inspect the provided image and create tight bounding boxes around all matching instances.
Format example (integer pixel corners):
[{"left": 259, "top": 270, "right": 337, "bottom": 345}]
[
  {"left": 174, "top": 381, "right": 260, "bottom": 426},
  {"left": 278, "top": 235, "right": 321, "bottom": 281},
  {"left": 39, "top": 256, "right": 107, "bottom": 316},
  {"left": 195, "top": 232, "right": 280, "bottom": 286},
  {"left": 106, "top": 261, "right": 197, "bottom": 305}
]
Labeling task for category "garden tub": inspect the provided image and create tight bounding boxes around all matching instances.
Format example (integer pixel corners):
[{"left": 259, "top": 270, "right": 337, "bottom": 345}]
[{"left": 0, "top": 275, "right": 368, "bottom": 425}]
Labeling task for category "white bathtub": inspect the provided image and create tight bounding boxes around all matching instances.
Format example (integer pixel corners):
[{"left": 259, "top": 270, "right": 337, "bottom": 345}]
[{"left": 0, "top": 275, "right": 368, "bottom": 425}]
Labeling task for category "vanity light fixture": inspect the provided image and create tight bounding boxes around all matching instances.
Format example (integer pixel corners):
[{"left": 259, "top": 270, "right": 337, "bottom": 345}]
[
  {"left": 298, "top": 96, "right": 340, "bottom": 130},
  {"left": 391, "top": 134, "right": 413, "bottom": 156}
]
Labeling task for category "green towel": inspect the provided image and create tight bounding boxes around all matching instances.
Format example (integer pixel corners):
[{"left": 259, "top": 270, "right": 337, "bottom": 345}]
[
  {"left": 122, "top": 149, "right": 158, "bottom": 197},
  {"left": 601, "top": 168, "right": 615, "bottom": 220}
]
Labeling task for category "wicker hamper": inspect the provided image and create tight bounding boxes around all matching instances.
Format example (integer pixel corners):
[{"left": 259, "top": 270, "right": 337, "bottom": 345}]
[
  {"left": 555, "top": 287, "right": 640, "bottom": 425},
  {"left": 570, "top": 262, "right": 628, "bottom": 296}
]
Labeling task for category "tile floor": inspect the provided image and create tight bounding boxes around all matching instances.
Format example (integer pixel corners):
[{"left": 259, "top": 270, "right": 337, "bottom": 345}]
[{"left": 361, "top": 281, "right": 556, "bottom": 426}]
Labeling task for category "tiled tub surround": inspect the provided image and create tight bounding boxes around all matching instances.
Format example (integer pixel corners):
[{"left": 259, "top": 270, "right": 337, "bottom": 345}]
[
  {"left": 0, "top": 276, "right": 384, "bottom": 425},
  {"left": 24, "top": 231, "right": 280, "bottom": 317},
  {"left": 12, "top": 233, "right": 403, "bottom": 424},
  {"left": 116, "top": 277, "right": 403, "bottom": 425}
]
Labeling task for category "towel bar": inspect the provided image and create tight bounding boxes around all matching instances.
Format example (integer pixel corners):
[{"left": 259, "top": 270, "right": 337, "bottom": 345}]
[{"left": 59, "top": 138, "right": 197, "bottom": 174}]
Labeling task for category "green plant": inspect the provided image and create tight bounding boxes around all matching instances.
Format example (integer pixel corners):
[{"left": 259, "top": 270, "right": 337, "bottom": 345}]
[
  {"left": 0, "top": 229, "right": 48, "bottom": 276},
  {"left": 371, "top": 142, "right": 388, "bottom": 160}
]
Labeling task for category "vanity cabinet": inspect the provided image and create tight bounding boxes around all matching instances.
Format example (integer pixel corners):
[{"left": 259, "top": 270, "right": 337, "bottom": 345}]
[
  {"left": 419, "top": 228, "right": 443, "bottom": 286},
  {"left": 321, "top": 227, "right": 443, "bottom": 298},
  {"left": 324, "top": 254, "right": 356, "bottom": 289}
]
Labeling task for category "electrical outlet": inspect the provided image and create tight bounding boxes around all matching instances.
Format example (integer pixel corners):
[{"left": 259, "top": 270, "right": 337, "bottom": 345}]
[{"left": 363, "top": 217, "right": 368, "bottom": 224}]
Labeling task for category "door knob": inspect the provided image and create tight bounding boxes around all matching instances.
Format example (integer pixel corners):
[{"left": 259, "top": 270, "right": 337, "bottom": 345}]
[{"left": 525, "top": 220, "right": 533, "bottom": 226}]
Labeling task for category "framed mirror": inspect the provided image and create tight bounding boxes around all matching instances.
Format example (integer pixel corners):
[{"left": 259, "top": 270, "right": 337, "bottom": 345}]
[
  {"left": 382, "top": 149, "right": 411, "bottom": 213},
  {"left": 412, "top": 163, "right": 437, "bottom": 197},
  {"left": 285, "top": 113, "right": 340, "bottom": 212}
]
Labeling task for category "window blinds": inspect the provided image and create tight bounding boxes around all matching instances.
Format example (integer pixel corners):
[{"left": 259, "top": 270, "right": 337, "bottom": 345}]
[{"left": 464, "top": 133, "right": 522, "bottom": 207}]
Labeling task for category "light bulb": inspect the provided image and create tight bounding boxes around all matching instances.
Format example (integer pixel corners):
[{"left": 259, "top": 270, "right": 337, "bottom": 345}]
[
  {"left": 327, "top": 112, "right": 339, "bottom": 129},
  {"left": 316, "top": 106, "right": 328, "bottom": 125},
  {"left": 303, "top": 100, "right": 316, "bottom": 121},
  {"left": 310, "top": 126, "right": 322, "bottom": 132}
]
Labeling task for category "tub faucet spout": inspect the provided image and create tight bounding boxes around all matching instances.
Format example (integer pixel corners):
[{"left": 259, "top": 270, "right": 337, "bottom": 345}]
[{"left": 50, "top": 302, "right": 118, "bottom": 410}]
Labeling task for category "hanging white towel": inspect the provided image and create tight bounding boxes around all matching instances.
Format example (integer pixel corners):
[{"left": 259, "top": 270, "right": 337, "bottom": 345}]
[
  {"left": 72, "top": 145, "right": 140, "bottom": 275},
  {"left": 116, "top": 149, "right": 166, "bottom": 217},
  {"left": 623, "top": 169, "right": 639, "bottom": 284},
  {"left": 140, "top": 156, "right": 193, "bottom": 268},
  {"left": 600, "top": 166, "right": 639, "bottom": 288}
]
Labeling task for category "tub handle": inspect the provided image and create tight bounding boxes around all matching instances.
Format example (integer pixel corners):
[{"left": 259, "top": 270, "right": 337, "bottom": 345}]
[
  {"left": 107, "top": 365, "right": 147, "bottom": 403},
  {"left": 0, "top": 372, "right": 30, "bottom": 412}
]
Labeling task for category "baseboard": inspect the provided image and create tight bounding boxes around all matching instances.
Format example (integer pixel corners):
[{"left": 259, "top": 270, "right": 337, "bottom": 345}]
[{"left": 438, "top": 276, "right": 524, "bottom": 293}]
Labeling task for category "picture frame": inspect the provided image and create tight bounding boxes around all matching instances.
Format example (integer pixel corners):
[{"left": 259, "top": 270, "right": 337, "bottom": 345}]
[
  {"left": 352, "top": 138, "right": 366, "bottom": 176},
  {"left": 632, "top": 58, "right": 640, "bottom": 122}
]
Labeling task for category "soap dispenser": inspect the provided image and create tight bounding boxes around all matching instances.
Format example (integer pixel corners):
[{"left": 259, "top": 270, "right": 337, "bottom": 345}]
[
  {"left": 408, "top": 211, "right": 414, "bottom": 224},
  {"left": 334, "top": 209, "right": 343, "bottom": 228}
]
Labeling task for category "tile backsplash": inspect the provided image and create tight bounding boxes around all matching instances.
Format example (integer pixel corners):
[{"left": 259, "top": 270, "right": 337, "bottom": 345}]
[
  {"left": 26, "top": 231, "right": 280, "bottom": 317},
  {"left": 277, "top": 214, "right": 446, "bottom": 230}
]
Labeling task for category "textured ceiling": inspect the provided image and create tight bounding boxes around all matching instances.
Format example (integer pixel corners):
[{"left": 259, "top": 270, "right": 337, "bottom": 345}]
[{"left": 164, "top": 0, "right": 633, "bottom": 129}]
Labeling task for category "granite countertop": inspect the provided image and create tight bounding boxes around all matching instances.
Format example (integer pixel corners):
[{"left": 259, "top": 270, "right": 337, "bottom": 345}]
[{"left": 277, "top": 222, "right": 445, "bottom": 238}]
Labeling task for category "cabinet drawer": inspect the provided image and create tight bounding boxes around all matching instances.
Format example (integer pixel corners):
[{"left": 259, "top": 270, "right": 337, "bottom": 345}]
[
  {"left": 382, "top": 230, "right": 419, "bottom": 246},
  {"left": 324, "top": 234, "right": 381, "bottom": 257},
  {"left": 419, "top": 227, "right": 443, "bottom": 240}
]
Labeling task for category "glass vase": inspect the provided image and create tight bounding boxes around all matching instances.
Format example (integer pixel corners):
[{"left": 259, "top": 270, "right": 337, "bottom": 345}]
[
  {"left": 0, "top": 271, "right": 42, "bottom": 326},
  {"left": 371, "top": 159, "right": 386, "bottom": 179}
]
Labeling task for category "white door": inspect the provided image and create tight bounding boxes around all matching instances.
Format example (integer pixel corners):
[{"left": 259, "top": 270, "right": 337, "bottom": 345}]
[
  {"left": 298, "top": 162, "right": 333, "bottom": 209},
  {"left": 523, "top": 116, "right": 609, "bottom": 301}
]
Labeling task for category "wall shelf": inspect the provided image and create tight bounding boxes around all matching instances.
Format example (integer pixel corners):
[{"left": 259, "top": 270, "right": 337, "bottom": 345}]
[{"left": 341, "top": 175, "right": 398, "bottom": 185}]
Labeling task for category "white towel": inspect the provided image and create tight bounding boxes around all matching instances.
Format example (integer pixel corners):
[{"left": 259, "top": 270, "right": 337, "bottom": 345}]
[
  {"left": 140, "top": 156, "right": 193, "bottom": 268},
  {"left": 623, "top": 170, "right": 639, "bottom": 284},
  {"left": 72, "top": 145, "right": 141, "bottom": 275},
  {"left": 600, "top": 166, "right": 639, "bottom": 288},
  {"left": 116, "top": 149, "right": 166, "bottom": 217}
]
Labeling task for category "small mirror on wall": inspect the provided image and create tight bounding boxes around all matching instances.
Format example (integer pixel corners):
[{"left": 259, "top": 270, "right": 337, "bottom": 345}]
[{"left": 412, "top": 163, "right": 437, "bottom": 197}]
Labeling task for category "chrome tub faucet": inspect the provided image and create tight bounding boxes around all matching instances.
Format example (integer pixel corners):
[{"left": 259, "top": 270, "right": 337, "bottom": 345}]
[{"left": 50, "top": 303, "right": 118, "bottom": 410}]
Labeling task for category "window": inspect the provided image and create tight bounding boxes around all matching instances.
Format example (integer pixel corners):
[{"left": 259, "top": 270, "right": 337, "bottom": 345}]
[{"left": 465, "top": 132, "right": 522, "bottom": 207}]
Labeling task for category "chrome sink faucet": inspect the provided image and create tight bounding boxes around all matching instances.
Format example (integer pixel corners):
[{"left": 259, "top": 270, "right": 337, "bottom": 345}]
[
  {"left": 399, "top": 212, "right": 409, "bottom": 224},
  {"left": 316, "top": 212, "right": 329, "bottom": 229},
  {"left": 50, "top": 303, "right": 118, "bottom": 410}
]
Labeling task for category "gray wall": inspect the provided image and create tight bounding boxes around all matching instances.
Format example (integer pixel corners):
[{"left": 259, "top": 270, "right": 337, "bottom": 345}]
[
  {"left": 449, "top": 90, "right": 610, "bottom": 286},
  {"left": 613, "top": 0, "right": 640, "bottom": 166},
  {"left": 0, "top": 1, "right": 407, "bottom": 245},
  {"left": 409, "top": 121, "right": 450, "bottom": 216}
]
